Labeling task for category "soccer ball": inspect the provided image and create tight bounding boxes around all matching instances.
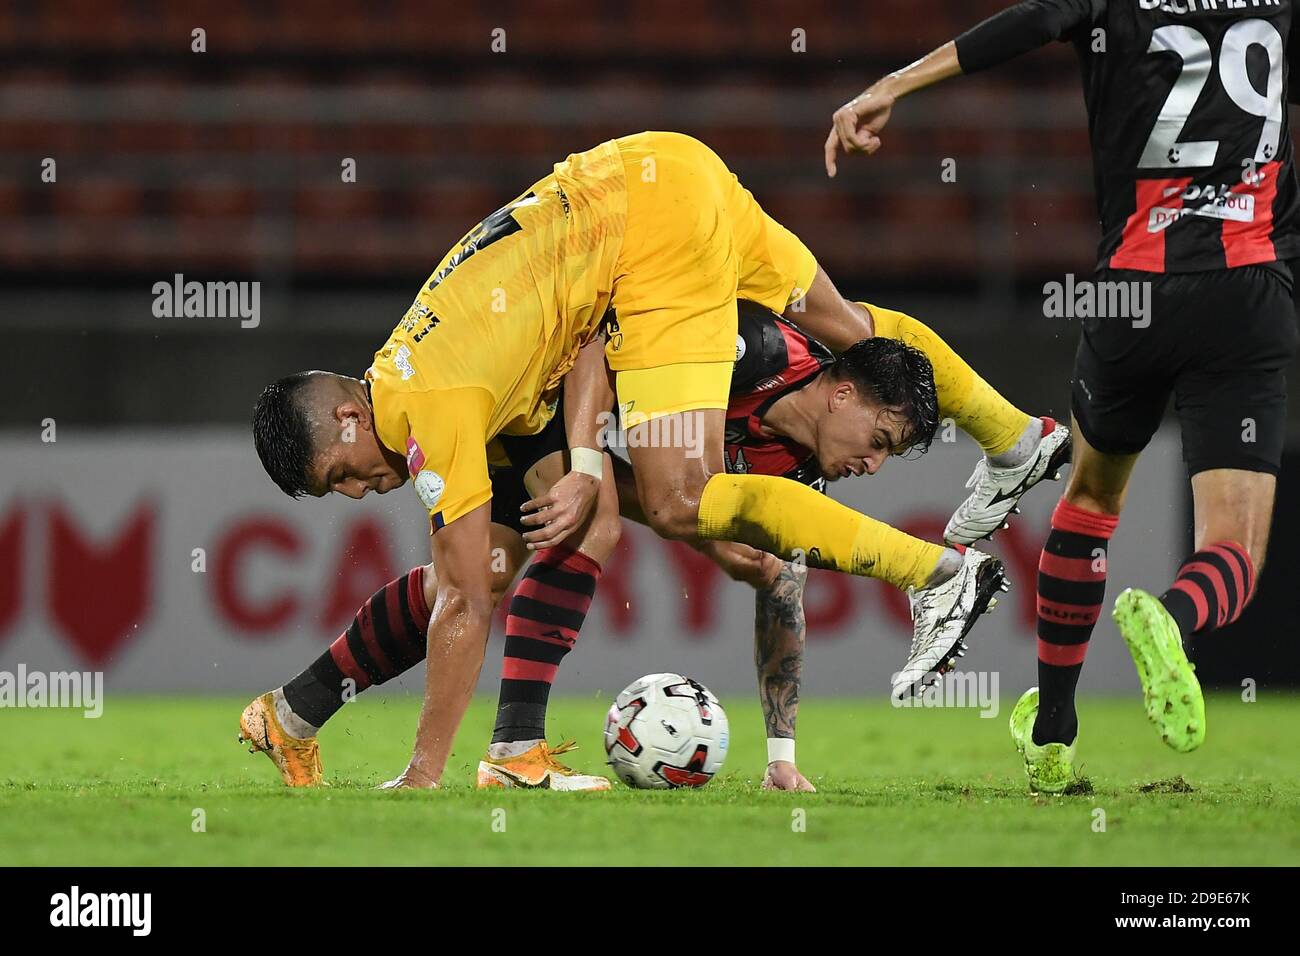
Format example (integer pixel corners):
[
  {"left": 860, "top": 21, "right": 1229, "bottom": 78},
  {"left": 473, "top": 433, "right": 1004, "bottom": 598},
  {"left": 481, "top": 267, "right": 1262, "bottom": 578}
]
[{"left": 603, "top": 673, "right": 729, "bottom": 789}]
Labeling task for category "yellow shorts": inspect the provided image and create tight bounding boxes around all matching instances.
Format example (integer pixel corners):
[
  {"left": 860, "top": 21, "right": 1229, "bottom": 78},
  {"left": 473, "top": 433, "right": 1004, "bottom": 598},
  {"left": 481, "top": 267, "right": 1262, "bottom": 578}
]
[
  {"left": 616, "top": 361, "right": 733, "bottom": 426},
  {"left": 606, "top": 131, "right": 817, "bottom": 382}
]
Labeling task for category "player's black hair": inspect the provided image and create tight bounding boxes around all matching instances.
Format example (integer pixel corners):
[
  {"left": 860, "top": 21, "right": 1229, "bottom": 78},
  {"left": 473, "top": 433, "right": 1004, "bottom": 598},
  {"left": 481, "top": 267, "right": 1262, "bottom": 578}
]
[
  {"left": 829, "top": 338, "right": 940, "bottom": 456},
  {"left": 252, "top": 372, "right": 320, "bottom": 498}
]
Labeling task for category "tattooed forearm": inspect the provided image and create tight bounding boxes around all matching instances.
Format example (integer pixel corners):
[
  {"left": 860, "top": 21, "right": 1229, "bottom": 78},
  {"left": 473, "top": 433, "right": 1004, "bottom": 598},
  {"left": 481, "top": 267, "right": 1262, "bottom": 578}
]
[{"left": 754, "top": 561, "right": 807, "bottom": 741}]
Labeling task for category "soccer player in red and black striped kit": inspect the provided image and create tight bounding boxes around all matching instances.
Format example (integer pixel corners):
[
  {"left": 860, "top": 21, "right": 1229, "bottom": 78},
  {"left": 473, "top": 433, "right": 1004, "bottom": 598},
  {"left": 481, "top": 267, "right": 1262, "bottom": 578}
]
[{"left": 828, "top": 0, "right": 1300, "bottom": 791}]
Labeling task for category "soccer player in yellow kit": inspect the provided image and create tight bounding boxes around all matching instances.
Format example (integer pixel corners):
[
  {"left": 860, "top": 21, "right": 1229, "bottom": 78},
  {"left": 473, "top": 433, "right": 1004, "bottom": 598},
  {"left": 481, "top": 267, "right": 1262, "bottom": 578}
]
[{"left": 251, "top": 131, "right": 1064, "bottom": 788}]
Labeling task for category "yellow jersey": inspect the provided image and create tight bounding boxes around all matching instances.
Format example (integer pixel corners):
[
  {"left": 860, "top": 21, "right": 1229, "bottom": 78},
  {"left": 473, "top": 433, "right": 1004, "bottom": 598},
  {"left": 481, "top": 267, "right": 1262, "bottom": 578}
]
[
  {"left": 366, "top": 131, "right": 817, "bottom": 530},
  {"left": 367, "top": 139, "right": 628, "bottom": 529}
]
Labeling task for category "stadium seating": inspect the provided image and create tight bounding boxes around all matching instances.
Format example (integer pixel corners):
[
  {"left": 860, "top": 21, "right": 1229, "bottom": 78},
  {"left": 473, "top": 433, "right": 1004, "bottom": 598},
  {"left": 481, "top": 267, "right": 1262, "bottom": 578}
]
[{"left": 0, "top": 2, "right": 1096, "bottom": 287}]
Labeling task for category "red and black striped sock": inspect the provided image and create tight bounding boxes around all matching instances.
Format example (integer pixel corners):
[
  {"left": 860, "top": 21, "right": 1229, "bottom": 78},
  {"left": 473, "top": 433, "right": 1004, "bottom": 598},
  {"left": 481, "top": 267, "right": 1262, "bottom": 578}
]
[
  {"left": 1159, "top": 541, "right": 1255, "bottom": 640},
  {"left": 1033, "top": 499, "right": 1118, "bottom": 746},
  {"left": 493, "top": 545, "right": 601, "bottom": 745},
  {"left": 282, "top": 567, "right": 431, "bottom": 730}
]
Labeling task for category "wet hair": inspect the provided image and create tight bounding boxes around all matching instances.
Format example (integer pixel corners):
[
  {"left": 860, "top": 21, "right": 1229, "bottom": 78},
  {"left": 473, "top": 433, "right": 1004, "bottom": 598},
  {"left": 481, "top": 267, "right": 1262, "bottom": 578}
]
[
  {"left": 252, "top": 372, "right": 322, "bottom": 497},
  {"left": 828, "top": 338, "right": 940, "bottom": 456}
]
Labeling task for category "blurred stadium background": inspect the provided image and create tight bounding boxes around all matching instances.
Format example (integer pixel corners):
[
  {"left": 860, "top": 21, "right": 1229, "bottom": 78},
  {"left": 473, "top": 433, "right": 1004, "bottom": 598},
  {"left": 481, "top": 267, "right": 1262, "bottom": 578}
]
[{"left": 1, "top": 0, "right": 1297, "bottom": 700}]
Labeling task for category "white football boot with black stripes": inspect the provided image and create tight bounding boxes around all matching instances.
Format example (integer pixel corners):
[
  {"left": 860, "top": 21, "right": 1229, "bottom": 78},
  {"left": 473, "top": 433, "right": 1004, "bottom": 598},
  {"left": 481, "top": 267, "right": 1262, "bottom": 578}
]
[
  {"left": 944, "top": 419, "right": 1072, "bottom": 546},
  {"left": 891, "top": 549, "right": 1010, "bottom": 701}
]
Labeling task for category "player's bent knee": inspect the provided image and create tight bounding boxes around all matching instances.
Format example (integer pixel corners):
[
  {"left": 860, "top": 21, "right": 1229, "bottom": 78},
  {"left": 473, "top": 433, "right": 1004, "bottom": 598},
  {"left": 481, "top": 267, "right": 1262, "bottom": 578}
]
[
  {"left": 437, "top": 584, "right": 494, "bottom": 624},
  {"left": 639, "top": 493, "right": 702, "bottom": 541}
]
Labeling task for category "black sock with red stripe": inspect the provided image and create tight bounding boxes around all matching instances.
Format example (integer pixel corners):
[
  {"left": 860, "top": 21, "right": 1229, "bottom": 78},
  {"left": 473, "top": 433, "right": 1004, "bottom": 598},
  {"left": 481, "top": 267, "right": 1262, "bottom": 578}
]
[
  {"left": 282, "top": 567, "right": 431, "bottom": 730},
  {"left": 493, "top": 545, "right": 601, "bottom": 744},
  {"left": 1033, "top": 500, "right": 1118, "bottom": 746},
  {"left": 1160, "top": 541, "right": 1255, "bottom": 641}
]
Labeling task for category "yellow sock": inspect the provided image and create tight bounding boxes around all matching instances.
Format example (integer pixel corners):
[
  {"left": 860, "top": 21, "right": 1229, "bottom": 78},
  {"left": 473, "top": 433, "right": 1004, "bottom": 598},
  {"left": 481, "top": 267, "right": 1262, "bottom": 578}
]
[
  {"left": 861, "top": 302, "right": 1032, "bottom": 457},
  {"left": 697, "top": 474, "right": 944, "bottom": 591}
]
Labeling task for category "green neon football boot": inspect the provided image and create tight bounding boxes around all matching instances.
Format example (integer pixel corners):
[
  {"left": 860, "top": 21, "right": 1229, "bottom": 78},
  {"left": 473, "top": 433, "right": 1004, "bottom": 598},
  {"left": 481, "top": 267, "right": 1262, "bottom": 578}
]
[
  {"left": 1009, "top": 687, "right": 1077, "bottom": 794},
  {"left": 1112, "top": 587, "right": 1206, "bottom": 753}
]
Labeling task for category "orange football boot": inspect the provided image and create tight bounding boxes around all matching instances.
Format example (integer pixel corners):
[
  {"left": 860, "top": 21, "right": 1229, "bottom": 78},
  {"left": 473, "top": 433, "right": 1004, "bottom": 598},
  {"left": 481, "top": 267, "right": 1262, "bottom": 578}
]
[
  {"left": 238, "top": 691, "right": 323, "bottom": 787},
  {"left": 476, "top": 740, "right": 611, "bottom": 791}
]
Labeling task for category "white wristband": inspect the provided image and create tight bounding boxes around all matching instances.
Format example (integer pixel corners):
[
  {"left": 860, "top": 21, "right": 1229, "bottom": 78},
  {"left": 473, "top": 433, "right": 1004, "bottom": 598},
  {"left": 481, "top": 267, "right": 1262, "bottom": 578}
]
[
  {"left": 570, "top": 446, "right": 605, "bottom": 479},
  {"left": 767, "top": 738, "right": 795, "bottom": 765}
]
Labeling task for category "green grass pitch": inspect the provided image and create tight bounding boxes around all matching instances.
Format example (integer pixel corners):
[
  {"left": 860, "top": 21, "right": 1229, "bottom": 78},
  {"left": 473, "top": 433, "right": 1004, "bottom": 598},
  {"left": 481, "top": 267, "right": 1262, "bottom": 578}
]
[{"left": 1, "top": 692, "right": 1297, "bottom": 866}]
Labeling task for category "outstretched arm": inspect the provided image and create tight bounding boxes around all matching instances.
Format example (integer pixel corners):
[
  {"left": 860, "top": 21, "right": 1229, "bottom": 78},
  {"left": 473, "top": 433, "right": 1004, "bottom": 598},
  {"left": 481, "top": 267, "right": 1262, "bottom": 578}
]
[
  {"left": 685, "top": 539, "right": 818, "bottom": 792},
  {"left": 825, "top": 0, "right": 1098, "bottom": 176},
  {"left": 381, "top": 501, "right": 494, "bottom": 789},
  {"left": 753, "top": 560, "right": 816, "bottom": 793}
]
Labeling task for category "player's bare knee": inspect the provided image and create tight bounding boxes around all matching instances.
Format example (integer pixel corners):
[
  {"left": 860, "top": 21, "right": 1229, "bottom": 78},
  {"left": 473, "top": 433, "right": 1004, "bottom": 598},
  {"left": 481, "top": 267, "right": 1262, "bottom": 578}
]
[
  {"left": 636, "top": 470, "right": 709, "bottom": 541},
  {"left": 1063, "top": 479, "right": 1123, "bottom": 516},
  {"left": 640, "top": 493, "right": 701, "bottom": 541},
  {"left": 438, "top": 585, "right": 494, "bottom": 622},
  {"left": 646, "top": 505, "right": 700, "bottom": 541}
]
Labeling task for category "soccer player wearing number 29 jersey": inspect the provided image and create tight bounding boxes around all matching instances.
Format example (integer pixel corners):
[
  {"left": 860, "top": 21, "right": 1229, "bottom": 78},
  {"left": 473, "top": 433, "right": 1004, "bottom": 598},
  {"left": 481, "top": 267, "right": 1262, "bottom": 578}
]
[{"left": 828, "top": 0, "right": 1300, "bottom": 792}]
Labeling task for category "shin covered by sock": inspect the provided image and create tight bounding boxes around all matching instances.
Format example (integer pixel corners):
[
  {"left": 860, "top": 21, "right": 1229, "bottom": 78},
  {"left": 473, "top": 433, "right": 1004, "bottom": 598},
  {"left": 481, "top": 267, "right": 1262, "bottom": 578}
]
[
  {"left": 492, "top": 545, "right": 602, "bottom": 745},
  {"left": 697, "top": 473, "right": 944, "bottom": 590},
  {"left": 862, "top": 302, "right": 1033, "bottom": 457},
  {"left": 1033, "top": 500, "right": 1117, "bottom": 745},
  {"left": 281, "top": 567, "right": 431, "bottom": 733},
  {"left": 1160, "top": 541, "right": 1255, "bottom": 640}
]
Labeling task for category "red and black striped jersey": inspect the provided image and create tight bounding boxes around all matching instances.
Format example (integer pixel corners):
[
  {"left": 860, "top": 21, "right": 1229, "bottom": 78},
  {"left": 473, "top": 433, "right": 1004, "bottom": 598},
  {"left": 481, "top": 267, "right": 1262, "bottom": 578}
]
[
  {"left": 956, "top": 0, "right": 1300, "bottom": 274},
  {"left": 724, "top": 300, "right": 833, "bottom": 489}
]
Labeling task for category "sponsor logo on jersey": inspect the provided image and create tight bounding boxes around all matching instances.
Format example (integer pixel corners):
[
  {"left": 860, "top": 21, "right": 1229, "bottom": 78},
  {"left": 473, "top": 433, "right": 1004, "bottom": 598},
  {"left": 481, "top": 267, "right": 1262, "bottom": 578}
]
[
  {"left": 413, "top": 317, "right": 440, "bottom": 343},
  {"left": 405, "top": 436, "right": 426, "bottom": 473},
  {"left": 399, "top": 300, "right": 436, "bottom": 333},
  {"left": 1149, "top": 192, "right": 1255, "bottom": 230},
  {"left": 726, "top": 446, "right": 753, "bottom": 473},
  {"left": 394, "top": 345, "right": 416, "bottom": 381}
]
